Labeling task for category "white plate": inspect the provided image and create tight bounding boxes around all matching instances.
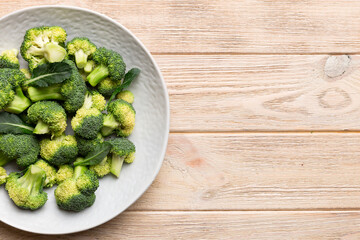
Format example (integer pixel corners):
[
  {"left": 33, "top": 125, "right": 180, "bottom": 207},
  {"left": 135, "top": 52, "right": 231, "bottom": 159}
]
[{"left": 0, "top": 5, "right": 169, "bottom": 234}]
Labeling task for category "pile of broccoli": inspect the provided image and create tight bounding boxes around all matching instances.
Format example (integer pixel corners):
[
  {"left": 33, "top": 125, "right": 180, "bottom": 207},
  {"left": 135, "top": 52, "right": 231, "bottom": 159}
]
[{"left": 0, "top": 26, "right": 139, "bottom": 212}]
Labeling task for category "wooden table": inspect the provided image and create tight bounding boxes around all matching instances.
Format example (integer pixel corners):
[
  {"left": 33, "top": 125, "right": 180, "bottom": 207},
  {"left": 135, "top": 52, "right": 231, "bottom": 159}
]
[{"left": 2, "top": 1, "right": 360, "bottom": 239}]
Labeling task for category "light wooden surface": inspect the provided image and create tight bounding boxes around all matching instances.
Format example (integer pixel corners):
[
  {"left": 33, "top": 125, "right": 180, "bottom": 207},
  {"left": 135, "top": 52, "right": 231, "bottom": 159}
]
[{"left": 1, "top": 1, "right": 360, "bottom": 239}]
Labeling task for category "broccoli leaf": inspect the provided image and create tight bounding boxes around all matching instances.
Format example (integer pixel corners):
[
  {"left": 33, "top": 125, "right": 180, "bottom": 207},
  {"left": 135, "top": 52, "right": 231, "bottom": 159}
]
[
  {"left": 106, "top": 68, "right": 140, "bottom": 110},
  {"left": 74, "top": 142, "right": 112, "bottom": 166},
  {"left": 0, "top": 112, "right": 34, "bottom": 134},
  {"left": 23, "top": 62, "right": 72, "bottom": 87}
]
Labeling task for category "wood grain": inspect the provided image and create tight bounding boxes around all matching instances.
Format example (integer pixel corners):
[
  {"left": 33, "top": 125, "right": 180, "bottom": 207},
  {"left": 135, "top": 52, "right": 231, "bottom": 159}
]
[
  {"left": 130, "top": 133, "right": 360, "bottom": 210},
  {"left": 2, "top": 211, "right": 360, "bottom": 239},
  {"left": 158, "top": 54, "right": 360, "bottom": 131},
  {"left": 1, "top": 1, "right": 360, "bottom": 53}
]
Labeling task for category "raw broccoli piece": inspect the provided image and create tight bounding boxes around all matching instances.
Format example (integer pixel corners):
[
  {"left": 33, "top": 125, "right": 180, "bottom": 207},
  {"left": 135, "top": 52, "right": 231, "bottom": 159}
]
[
  {"left": 20, "top": 68, "right": 31, "bottom": 79},
  {"left": 71, "top": 91, "right": 106, "bottom": 139},
  {"left": 97, "top": 77, "right": 121, "bottom": 97},
  {"left": 54, "top": 165, "right": 99, "bottom": 212},
  {"left": 84, "top": 60, "right": 95, "bottom": 73},
  {"left": 0, "top": 167, "right": 8, "bottom": 185},
  {"left": 101, "top": 99, "right": 136, "bottom": 137},
  {"left": 0, "top": 49, "right": 20, "bottom": 69},
  {"left": 107, "top": 138, "right": 135, "bottom": 177},
  {"left": 40, "top": 135, "right": 78, "bottom": 166},
  {"left": 56, "top": 165, "right": 73, "bottom": 184},
  {"left": 116, "top": 90, "right": 134, "bottom": 104},
  {"left": 27, "top": 60, "right": 87, "bottom": 113},
  {"left": 66, "top": 37, "right": 96, "bottom": 69},
  {"left": 0, "top": 134, "right": 40, "bottom": 168},
  {"left": 89, "top": 156, "right": 110, "bottom": 178},
  {"left": 76, "top": 133, "right": 104, "bottom": 157},
  {"left": 5, "top": 164, "right": 47, "bottom": 210},
  {"left": 27, "top": 101, "right": 67, "bottom": 137},
  {"left": 34, "top": 159, "right": 56, "bottom": 188},
  {"left": 20, "top": 26, "right": 67, "bottom": 71},
  {"left": 0, "top": 68, "right": 31, "bottom": 114},
  {"left": 87, "top": 47, "right": 126, "bottom": 87}
]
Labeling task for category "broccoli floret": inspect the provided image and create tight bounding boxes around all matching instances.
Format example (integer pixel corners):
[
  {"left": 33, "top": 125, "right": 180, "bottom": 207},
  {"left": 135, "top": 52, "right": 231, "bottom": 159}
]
[
  {"left": 0, "top": 134, "right": 40, "bottom": 168},
  {"left": 40, "top": 135, "right": 78, "bottom": 166},
  {"left": 27, "top": 60, "right": 87, "bottom": 113},
  {"left": 0, "top": 167, "right": 8, "bottom": 185},
  {"left": 66, "top": 37, "right": 96, "bottom": 69},
  {"left": 116, "top": 90, "right": 134, "bottom": 104},
  {"left": 5, "top": 165, "right": 47, "bottom": 210},
  {"left": 0, "top": 68, "right": 32, "bottom": 114},
  {"left": 87, "top": 47, "right": 126, "bottom": 87},
  {"left": 54, "top": 165, "right": 99, "bottom": 212},
  {"left": 97, "top": 77, "right": 121, "bottom": 97},
  {"left": 89, "top": 156, "right": 110, "bottom": 178},
  {"left": 27, "top": 101, "right": 67, "bottom": 137},
  {"left": 56, "top": 165, "right": 73, "bottom": 184},
  {"left": 20, "top": 26, "right": 67, "bottom": 71},
  {"left": 107, "top": 138, "right": 135, "bottom": 177},
  {"left": 71, "top": 91, "right": 106, "bottom": 139},
  {"left": 0, "top": 49, "right": 20, "bottom": 69},
  {"left": 101, "top": 99, "right": 136, "bottom": 137},
  {"left": 76, "top": 133, "right": 104, "bottom": 157},
  {"left": 34, "top": 159, "right": 56, "bottom": 188}
]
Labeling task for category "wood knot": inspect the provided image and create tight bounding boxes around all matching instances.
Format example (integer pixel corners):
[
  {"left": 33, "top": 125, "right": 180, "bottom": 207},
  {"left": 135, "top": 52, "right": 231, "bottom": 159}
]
[
  {"left": 318, "top": 88, "right": 351, "bottom": 109},
  {"left": 324, "top": 55, "right": 350, "bottom": 79}
]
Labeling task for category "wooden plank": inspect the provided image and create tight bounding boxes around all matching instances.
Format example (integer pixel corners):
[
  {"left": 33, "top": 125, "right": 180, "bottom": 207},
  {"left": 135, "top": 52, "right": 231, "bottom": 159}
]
[
  {"left": 130, "top": 133, "right": 360, "bottom": 210},
  {"left": 156, "top": 54, "right": 360, "bottom": 131},
  {"left": 1, "top": 1, "right": 360, "bottom": 53},
  {"left": 2, "top": 211, "right": 360, "bottom": 239}
]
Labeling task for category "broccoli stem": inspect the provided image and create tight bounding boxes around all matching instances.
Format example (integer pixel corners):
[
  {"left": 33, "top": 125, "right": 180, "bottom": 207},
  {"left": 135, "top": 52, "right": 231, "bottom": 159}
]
[
  {"left": 84, "top": 61, "right": 95, "bottom": 73},
  {"left": 4, "top": 87, "right": 32, "bottom": 114},
  {"left": 27, "top": 85, "right": 65, "bottom": 102},
  {"left": 101, "top": 114, "right": 120, "bottom": 136},
  {"left": 87, "top": 65, "right": 109, "bottom": 87},
  {"left": 82, "top": 92, "right": 93, "bottom": 110},
  {"left": 110, "top": 153, "right": 125, "bottom": 178},
  {"left": 73, "top": 165, "right": 87, "bottom": 179},
  {"left": 33, "top": 120, "right": 50, "bottom": 135},
  {"left": 43, "top": 43, "right": 67, "bottom": 63},
  {"left": 0, "top": 151, "right": 12, "bottom": 166},
  {"left": 74, "top": 49, "right": 88, "bottom": 69},
  {"left": 17, "top": 165, "right": 45, "bottom": 196}
]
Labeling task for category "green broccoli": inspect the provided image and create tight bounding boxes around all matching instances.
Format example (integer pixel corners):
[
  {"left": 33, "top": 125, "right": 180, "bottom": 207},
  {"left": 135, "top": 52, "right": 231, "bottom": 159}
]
[
  {"left": 20, "top": 26, "right": 67, "bottom": 71},
  {"left": 84, "top": 60, "right": 95, "bottom": 73},
  {"left": 27, "top": 60, "right": 87, "bottom": 113},
  {"left": 87, "top": 47, "right": 126, "bottom": 87},
  {"left": 34, "top": 159, "right": 57, "bottom": 188},
  {"left": 97, "top": 77, "right": 121, "bottom": 97},
  {"left": 89, "top": 156, "right": 111, "bottom": 178},
  {"left": 54, "top": 165, "right": 99, "bottom": 212},
  {"left": 66, "top": 37, "right": 97, "bottom": 69},
  {"left": 116, "top": 90, "right": 134, "bottom": 104},
  {"left": 107, "top": 138, "right": 135, "bottom": 177},
  {"left": 5, "top": 164, "right": 47, "bottom": 210},
  {"left": 71, "top": 91, "right": 106, "bottom": 139},
  {"left": 20, "top": 68, "right": 31, "bottom": 79},
  {"left": 101, "top": 99, "right": 136, "bottom": 137},
  {"left": 0, "top": 68, "right": 32, "bottom": 114},
  {"left": 56, "top": 165, "right": 73, "bottom": 184},
  {"left": 27, "top": 101, "right": 67, "bottom": 137},
  {"left": 0, "top": 167, "right": 8, "bottom": 185},
  {"left": 0, "top": 134, "right": 40, "bottom": 168},
  {"left": 76, "top": 133, "right": 104, "bottom": 157},
  {"left": 40, "top": 135, "right": 78, "bottom": 166},
  {"left": 0, "top": 49, "right": 20, "bottom": 69}
]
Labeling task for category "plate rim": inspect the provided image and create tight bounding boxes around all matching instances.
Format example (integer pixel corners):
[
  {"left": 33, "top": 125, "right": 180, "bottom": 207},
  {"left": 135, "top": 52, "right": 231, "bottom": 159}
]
[{"left": 0, "top": 5, "right": 170, "bottom": 235}]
